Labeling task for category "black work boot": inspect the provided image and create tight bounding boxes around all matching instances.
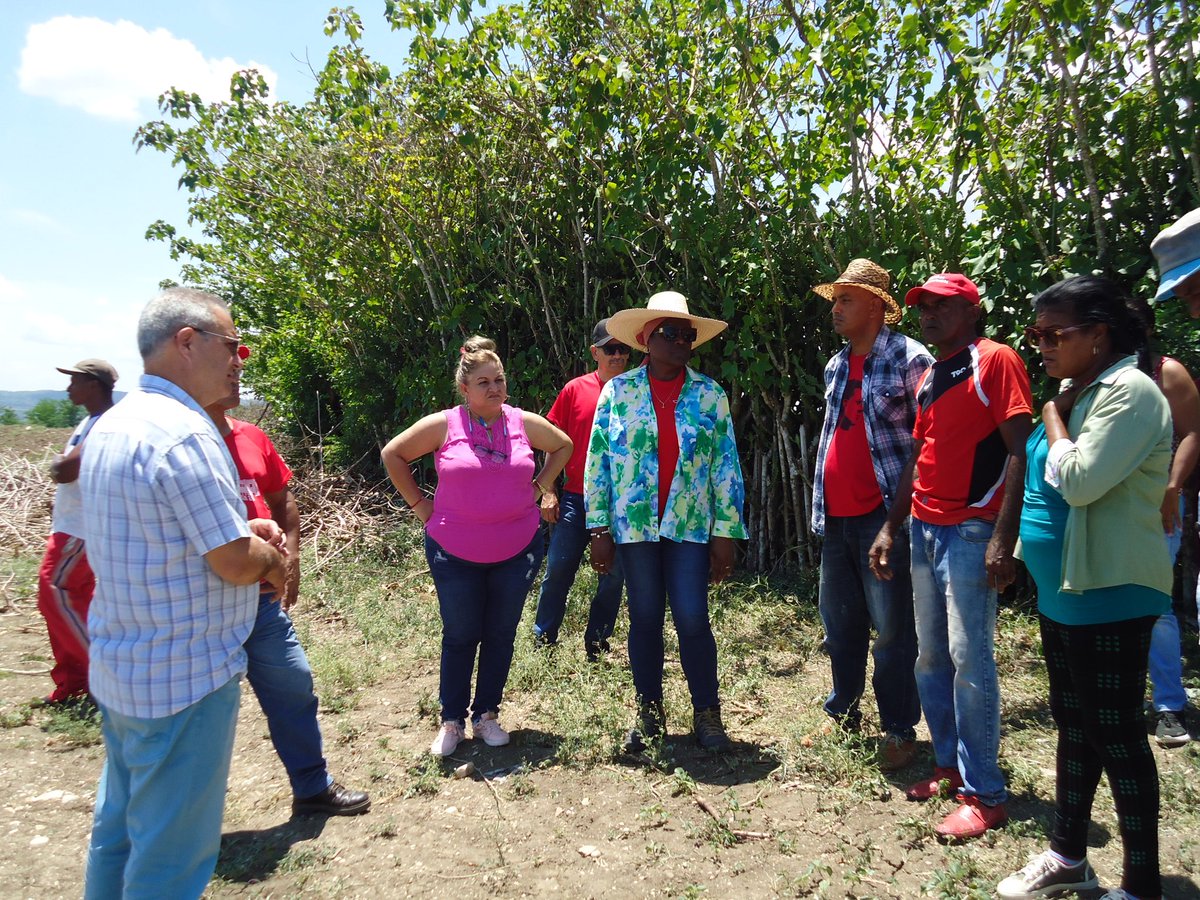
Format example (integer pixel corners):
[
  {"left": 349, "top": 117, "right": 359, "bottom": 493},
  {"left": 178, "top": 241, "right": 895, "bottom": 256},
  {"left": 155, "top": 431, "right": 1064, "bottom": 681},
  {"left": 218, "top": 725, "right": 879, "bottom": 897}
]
[
  {"left": 693, "top": 705, "right": 731, "bottom": 751},
  {"left": 623, "top": 699, "right": 666, "bottom": 753}
]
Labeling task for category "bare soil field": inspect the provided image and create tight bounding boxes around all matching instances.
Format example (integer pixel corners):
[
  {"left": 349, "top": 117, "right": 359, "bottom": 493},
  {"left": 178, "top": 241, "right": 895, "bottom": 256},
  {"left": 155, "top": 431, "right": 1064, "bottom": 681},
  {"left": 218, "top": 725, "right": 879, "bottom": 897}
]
[{"left": 1, "top": 424, "right": 1198, "bottom": 899}]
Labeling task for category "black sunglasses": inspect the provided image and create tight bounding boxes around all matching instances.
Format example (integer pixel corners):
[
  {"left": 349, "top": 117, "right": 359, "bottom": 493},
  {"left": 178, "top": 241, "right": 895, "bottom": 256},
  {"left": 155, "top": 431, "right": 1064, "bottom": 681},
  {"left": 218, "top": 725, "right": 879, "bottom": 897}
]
[
  {"left": 600, "top": 343, "right": 631, "bottom": 356},
  {"left": 1023, "top": 324, "right": 1088, "bottom": 349},
  {"left": 653, "top": 324, "right": 698, "bottom": 344}
]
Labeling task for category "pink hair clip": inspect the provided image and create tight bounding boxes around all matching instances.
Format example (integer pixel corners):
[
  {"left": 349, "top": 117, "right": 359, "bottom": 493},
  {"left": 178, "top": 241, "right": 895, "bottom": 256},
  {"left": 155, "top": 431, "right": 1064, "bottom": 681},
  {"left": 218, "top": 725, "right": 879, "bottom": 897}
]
[{"left": 459, "top": 345, "right": 468, "bottom": 356}]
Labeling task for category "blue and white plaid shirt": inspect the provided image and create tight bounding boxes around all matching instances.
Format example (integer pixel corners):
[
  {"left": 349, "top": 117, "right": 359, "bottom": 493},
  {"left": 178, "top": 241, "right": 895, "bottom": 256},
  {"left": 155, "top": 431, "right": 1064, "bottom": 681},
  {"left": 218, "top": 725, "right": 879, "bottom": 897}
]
[
  {"left": 811, "top": 326, "right": 933, "bottom": 536},
  {"left": 81, "top": 374, "right": 255, "bottom": 718}
]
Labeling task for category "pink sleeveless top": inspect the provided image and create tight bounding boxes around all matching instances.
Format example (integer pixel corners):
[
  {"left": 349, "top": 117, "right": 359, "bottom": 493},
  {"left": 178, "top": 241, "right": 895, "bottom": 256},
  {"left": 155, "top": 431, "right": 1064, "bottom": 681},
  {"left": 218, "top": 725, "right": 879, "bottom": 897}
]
[{"left": 427, "top": 404, "right": 539, "bottom": 563}]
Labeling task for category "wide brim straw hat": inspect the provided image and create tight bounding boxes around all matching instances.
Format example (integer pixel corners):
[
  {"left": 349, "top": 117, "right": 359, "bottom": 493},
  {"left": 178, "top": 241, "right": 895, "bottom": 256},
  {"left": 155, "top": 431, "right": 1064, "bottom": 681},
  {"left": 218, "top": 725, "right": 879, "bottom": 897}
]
[
  {"left": 606, "top": 291, "right": 728, "bottom": 352},
  {"left": 812, "top": 258, "right": 903, "bottom": 326}
]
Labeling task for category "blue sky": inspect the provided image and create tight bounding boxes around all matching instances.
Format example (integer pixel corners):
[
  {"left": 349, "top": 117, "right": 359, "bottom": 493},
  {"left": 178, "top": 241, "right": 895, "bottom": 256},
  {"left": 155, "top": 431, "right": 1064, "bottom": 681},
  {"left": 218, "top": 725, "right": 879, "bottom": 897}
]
[{"left": 0, "top": 2, "right": 414, "bottom": 392}]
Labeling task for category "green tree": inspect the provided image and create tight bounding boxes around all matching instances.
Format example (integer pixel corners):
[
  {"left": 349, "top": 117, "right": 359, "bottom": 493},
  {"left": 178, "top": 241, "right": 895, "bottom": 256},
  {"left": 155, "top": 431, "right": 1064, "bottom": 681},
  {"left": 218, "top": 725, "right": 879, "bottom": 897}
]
[
  {"left": 0, "top": 408, "right": 19, "bottom": 425},
  {"left": 136, "top": 0, "right": 1200, "bottom": 570},
  {"left": 25, "top": 399, "right": 84, "bottom": 428}
]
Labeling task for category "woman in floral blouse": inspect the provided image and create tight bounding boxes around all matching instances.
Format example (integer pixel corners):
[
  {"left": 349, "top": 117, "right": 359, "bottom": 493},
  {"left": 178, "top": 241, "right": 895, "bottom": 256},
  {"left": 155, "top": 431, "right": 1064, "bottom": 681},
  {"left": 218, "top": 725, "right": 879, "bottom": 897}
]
[{"left": 585, "top": 291, "right": 748, "bottom": 752}]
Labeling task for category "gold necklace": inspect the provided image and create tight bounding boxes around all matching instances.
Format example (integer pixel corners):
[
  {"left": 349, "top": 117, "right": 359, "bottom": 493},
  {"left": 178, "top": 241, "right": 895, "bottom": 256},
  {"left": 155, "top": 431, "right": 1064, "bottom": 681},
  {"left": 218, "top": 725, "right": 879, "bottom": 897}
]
[{"left": 649, "top": 375, "right": 679, "bottom": 410}]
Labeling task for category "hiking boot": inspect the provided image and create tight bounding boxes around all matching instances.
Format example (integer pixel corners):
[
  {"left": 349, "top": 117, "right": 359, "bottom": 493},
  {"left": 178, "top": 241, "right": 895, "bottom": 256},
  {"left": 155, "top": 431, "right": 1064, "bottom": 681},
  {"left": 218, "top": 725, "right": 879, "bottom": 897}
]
[
  {"left": 623, "top": 700, "right": 666, "bottom": 753},
  {"left": 879, "top": 734, "right": 918, "bottom": 772},
  {"left": 693, "top": 706, "right": 731, "bottom": 751},
  {"left": 472, "top": 711, "right": 510, "bottom": 747},
  {"left": 935, "top": 796, "right": 1007, "bottom": 840},
  {"left": 996, "top": 850, "right": 1098, "bottom": 898},
  {"left": 430, "top": 720, "right": 466, "bottom": 757},
  {"left": 1155, "top": 709, "right": 1190, "bottom": 747},
  {"left": 905, "top": 766, "right": 963, "bottom": 801}
]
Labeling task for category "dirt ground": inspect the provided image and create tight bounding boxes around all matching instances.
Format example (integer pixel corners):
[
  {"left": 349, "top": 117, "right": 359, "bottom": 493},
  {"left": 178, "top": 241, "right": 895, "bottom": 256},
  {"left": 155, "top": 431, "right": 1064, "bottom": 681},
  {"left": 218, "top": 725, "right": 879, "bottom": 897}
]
[{"left": 1, "top": 597, "right": 1198, "bottom": 900}]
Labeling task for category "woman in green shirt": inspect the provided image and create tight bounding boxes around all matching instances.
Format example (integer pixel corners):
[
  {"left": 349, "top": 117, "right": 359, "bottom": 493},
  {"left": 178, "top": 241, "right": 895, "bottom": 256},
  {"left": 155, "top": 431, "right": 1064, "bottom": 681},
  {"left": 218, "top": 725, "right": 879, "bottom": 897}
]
[{"left": 1000, "top": 276, "right": 1172, "bottom": 900}]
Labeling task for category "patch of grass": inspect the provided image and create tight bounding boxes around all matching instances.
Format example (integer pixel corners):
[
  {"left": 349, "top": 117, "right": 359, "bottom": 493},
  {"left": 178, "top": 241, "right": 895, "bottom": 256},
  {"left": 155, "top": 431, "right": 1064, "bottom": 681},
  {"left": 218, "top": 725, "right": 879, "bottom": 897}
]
[
  {"left": 42, "top": 703, "right": 102, "bottom": 747},
  {"left": 501, "top": 771, "right": 535, "bottom": 800},
  {"left": 0, "top": 702, "right": 34, "bottom": 728},
  {"left": 403, "top": 755, "right": 443, "bottom": 799},
  {"left": 276, "top": 844, "right": 335, "bottom": 874},
  {"left": 923, "top": 849, "right": 993, "bottom": 898}
]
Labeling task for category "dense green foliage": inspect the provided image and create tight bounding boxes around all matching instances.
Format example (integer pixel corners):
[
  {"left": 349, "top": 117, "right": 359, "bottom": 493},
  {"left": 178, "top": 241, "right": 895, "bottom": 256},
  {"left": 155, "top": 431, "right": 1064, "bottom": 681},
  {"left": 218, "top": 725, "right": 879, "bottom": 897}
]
[
  {"left": 137, "top": 0, "right": 1200, "bottom": 569},
  {"left": 24, "top": 399, "right": 84, "bottom": 429},
  {"left": 0, "top": 409, "right": 18, "bottom": 426}
]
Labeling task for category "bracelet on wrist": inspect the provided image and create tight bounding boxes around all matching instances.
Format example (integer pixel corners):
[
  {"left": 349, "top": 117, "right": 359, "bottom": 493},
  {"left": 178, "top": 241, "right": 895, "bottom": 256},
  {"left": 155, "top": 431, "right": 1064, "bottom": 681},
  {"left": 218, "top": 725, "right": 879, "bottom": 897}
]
[
  {"left": 407, "top": 496, "right": 428, "bottom": 510},
  {"left": 589, "top": 529, "right": 610, "bottom": 540}
]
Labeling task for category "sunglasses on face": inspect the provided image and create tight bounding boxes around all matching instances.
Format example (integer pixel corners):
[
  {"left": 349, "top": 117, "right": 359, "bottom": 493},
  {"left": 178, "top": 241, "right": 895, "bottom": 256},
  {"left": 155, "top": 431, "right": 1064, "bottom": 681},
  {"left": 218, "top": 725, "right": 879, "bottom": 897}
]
[
  {"left": 189, "top": 325, "right": 251, "bottom": 360},
  {"left": 600, "top": 343, "right": 631, "bottom": 356},
  {"left": 1023, "top": 324, "right": 1088, "bottom": 349},
  {"left": 653, "top": 324, "right": 698, "bottom": 344}
]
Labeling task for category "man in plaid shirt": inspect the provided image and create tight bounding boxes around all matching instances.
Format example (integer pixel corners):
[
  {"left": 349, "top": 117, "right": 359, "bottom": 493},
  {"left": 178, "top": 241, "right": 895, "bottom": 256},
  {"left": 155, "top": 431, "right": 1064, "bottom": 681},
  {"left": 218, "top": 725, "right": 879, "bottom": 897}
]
[
  {"left": 810, "top": 259, "right": 932, "bottom": 772},
  {"left": 81, "top": 288, "right": 288, "bottom": 899}
]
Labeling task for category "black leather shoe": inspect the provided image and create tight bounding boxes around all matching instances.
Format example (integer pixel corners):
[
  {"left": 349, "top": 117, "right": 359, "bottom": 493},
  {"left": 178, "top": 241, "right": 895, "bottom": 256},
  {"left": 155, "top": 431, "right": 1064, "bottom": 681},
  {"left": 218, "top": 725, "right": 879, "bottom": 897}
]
[{"left": 292, "top": 781, "right": 371, "bottom": 817}]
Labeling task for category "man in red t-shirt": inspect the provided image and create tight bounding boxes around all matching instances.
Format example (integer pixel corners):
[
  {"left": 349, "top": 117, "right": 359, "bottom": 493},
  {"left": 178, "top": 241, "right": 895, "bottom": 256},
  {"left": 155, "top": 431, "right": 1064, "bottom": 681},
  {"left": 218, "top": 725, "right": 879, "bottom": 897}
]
[
  {"left": 870, "top": 273, "right": 1033, "bottom": 841},
  {"left": 532, "top": 319, "right": 629, "bottom": 660},
  {"left": 205, "top": 382, "right": 370, "bottom": 817}
]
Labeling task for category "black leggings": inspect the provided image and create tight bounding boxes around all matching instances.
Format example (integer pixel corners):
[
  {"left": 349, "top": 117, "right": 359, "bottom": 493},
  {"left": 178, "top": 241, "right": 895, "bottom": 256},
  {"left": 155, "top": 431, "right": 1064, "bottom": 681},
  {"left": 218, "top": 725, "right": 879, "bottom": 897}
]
[{"left": 1040, "top": 614, "right": 1160, "bottom": 899}]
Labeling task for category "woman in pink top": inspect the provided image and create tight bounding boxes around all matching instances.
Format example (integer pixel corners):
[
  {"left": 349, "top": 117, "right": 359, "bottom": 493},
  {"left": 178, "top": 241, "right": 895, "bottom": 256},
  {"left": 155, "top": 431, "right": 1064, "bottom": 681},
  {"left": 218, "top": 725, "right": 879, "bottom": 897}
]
[{"left": 382, "top": 336, "right": 572, "bottom": 756}]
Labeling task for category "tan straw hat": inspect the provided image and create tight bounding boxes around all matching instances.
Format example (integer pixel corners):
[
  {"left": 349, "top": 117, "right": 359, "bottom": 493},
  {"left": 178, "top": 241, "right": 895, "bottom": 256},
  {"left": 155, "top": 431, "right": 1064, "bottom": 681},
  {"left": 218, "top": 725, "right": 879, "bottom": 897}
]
[
  {"left": 606, "top": 291, "right": 728, "bottom": 352},
  {"left": 812, "top": 259, "right": 903, "bottom": 326}
]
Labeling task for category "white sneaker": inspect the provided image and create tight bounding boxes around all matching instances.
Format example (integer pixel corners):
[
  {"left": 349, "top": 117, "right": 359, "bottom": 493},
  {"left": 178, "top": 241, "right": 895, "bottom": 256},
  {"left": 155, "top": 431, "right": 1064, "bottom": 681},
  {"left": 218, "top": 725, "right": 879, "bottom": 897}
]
[
  {"left": 430, "top": 721, "right": 465, "bottom": 756},
  {"left": 472, "top": 711, "right": 510, "bottom": 747},
  {"left": 997, "top": 850, "right": 1098, "bottom": 898}
]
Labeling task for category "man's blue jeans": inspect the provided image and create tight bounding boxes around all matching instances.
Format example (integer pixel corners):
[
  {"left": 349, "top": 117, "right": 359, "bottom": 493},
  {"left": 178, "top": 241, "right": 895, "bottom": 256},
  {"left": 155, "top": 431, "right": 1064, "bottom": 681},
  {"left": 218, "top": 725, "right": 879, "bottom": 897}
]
[
  {"left": 910, "top": 517, "right": 1007, "bottom": 806},
  {"left": 819, "top": 506, "right": 920, "bottom": 738},
  {"left": 84, "top": 676, "right": 241, "bottom": 900},
  {"left": 1149, "top": 522, "right": 1188, "bottom": 712},
  {"left": 426, "top": 531, "right": 544, "bottom": 723},
  {"left": 620, "top": 538, "right": 719, "bottom": 710},
  {"left": 245, "top": 591, "right": 331, "bottom": 799},
  {"left": 533, "top": 492, "right": 624, "bottom": 646}
]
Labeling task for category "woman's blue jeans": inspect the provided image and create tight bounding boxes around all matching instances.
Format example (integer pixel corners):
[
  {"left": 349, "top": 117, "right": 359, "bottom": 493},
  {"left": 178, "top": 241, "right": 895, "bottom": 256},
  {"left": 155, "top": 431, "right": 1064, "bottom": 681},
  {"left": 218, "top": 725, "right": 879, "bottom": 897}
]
[
  {"left": 619, "top": 538, "right": 719, "bottom": 710},
  {"left": 425, "top": 532, "right": 544, "bottom": 723}
]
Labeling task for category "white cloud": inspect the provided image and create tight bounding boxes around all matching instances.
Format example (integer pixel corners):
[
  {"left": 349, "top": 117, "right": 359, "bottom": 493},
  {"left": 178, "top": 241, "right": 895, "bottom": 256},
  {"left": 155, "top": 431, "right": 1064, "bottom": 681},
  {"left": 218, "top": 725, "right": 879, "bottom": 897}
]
[
  {"left": 0, "top": 275, "right": 144, "bottom": 391},
  {"left": 5, "top": 208, "right": 66, "bottom": 234},
  {"left": 18, "top": 16, "right": 279, "bottom": 122}
]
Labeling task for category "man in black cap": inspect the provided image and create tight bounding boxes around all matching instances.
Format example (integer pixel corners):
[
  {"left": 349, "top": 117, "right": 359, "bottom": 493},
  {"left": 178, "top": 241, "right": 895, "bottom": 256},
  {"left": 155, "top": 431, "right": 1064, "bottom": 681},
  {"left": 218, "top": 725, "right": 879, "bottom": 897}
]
[
  {"left": 36, "top": 358, "right": 118, "bottom": 705},
  {"left": 532, "top": 320, "right": 630, "bottom": 660}
]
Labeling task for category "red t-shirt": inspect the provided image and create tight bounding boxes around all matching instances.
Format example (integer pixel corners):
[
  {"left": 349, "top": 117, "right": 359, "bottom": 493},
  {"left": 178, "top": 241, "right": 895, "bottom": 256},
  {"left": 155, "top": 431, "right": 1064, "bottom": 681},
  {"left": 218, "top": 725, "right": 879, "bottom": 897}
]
[
  {"left": 650, "top": 370, "right": 685, "bottom": 518},
  {"left": 912, "top": 338, "right": 1032, "bottom": 525},
  {"left": 823, "top": 353, "right": 884, "bottom": 517},
  {"left": 546, "top": 371, "right": 606, "bottom": 494},
  {"left": 222, "top": 418, "right": 293, "bottom": 520}
]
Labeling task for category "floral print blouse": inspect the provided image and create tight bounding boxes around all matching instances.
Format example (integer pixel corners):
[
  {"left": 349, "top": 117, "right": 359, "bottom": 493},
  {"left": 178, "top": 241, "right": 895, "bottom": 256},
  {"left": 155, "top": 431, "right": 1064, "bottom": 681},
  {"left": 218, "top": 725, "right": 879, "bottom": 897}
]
[{"left": 584, "top": 365, "right": 748, "bottom": 545}]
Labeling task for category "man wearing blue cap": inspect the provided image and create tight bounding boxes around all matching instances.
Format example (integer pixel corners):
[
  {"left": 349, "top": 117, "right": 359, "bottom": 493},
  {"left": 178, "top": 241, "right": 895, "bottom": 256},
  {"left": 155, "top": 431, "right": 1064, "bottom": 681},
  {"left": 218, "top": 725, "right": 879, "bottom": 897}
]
[
  {"left": 1153, "top": 207, "right": 1200, "bottom": 313},
  {"left": 1149, "top": 207, "right": 1200, "bottom": 747}
]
